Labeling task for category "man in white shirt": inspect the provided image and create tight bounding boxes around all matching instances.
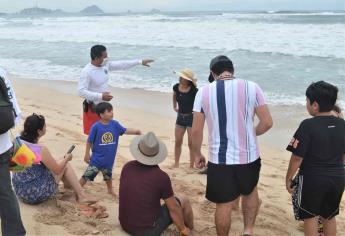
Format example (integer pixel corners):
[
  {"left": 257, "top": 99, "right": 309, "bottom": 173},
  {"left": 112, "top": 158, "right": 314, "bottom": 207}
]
[
  {"left": 0, "top": 68, "right": 26, "bottom": 236},
  {"left": 78, "top": 45, "right": 154, "bottom": 134}
]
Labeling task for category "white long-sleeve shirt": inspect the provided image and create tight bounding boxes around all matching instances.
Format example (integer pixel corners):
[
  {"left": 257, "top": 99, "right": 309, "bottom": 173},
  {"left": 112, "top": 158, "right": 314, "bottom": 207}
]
[
  {"left": 78, "top": 59, "right": 142, "bottom": 104},
  {"left": 0, "top": 68, "right": 22, "bottom": 154}
]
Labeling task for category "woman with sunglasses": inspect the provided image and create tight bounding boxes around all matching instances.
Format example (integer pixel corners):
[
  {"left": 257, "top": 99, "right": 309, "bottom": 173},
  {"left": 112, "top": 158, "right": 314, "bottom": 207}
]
[{"left": 11, "top": 114, "right": 96, "bottom": 205}]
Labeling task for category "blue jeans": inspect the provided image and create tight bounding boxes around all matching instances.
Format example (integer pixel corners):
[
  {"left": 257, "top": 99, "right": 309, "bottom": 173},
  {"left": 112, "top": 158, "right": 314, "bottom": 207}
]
[{"left": 0, "top": 148, "right": 26, "bottom": 236}]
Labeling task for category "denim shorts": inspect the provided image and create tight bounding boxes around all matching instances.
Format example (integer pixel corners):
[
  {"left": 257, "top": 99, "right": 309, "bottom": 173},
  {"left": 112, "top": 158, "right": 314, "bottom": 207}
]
[{"left": 176, "top": 113, "right": 193, "bottom": 128}]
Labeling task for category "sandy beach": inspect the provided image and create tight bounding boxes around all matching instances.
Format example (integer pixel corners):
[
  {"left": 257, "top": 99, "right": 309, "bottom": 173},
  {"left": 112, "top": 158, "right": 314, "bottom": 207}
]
[{"left": 8, "top": 77, "right": 345, "bottom": 236}]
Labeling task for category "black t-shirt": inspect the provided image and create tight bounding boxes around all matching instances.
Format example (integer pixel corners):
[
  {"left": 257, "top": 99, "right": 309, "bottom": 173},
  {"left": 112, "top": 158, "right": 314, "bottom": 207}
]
[
  {"left": 173, "top": 83, "right": 198, "bottom": 114},
  {"left": 286, "top": 116, "right": 345, "bottom": 177}
]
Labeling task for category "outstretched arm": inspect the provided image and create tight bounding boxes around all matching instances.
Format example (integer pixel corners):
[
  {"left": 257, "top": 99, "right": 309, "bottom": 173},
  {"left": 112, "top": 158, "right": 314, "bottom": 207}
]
[
  {"left": 108, "top": 59, "right": 154, "bottom": 71},
  {"left": 125, "top": 128, "right": 141, "bottom": 135}
]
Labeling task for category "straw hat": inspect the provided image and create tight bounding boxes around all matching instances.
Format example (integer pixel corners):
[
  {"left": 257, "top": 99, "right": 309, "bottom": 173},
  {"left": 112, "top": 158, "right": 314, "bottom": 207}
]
[
  {"left": 174, "top": 68, "right": 197, "bottom": 87},
  {"left": 129, "top": 132, "right": 167, "bottom": 166}
]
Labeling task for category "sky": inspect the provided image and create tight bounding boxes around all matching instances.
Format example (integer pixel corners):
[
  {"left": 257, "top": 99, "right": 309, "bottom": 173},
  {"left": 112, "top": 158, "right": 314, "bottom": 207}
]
[{"left": 0, "top": 0, "right": 344, "bottom": 13}]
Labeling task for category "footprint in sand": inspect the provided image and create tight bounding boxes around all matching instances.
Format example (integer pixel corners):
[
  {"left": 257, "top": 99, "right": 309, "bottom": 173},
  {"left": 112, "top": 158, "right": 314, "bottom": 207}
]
[
  {"left": 55, "top": 132, "right": 65, "bottom": 137},
  {"left": 199, "top": 200, "right": 215, "bottom": 215},
  {"left": 158, "top": 136, "right": 170, "bottom": 140},
  {"left": 29, "top": 104, "right": 40, "bottom": 109}
]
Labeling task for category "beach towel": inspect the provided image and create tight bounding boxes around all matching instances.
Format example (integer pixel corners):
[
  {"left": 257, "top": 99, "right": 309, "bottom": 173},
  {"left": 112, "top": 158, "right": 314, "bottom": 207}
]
[{"left": 9, "top": 137, "right": 38, "bottom": 172}]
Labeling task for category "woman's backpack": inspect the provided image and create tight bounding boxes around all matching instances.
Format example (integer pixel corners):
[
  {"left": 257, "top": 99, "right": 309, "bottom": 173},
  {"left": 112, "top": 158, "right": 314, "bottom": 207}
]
[{"left": 0, "top": 76, "right": 15, "bottom": 134}]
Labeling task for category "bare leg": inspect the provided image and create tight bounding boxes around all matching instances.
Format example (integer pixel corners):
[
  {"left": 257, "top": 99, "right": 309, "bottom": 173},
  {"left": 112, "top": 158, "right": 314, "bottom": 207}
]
[
  {"left": 322, "top": 217, "right": 336, "bottom": 236},
  {"left": 174, "top": 126, "right": 186, "bottom": 168},
  {"left": 106, "top": 180, "right": 116, "bottom": 197},
  {"left": 55, "top": 163, "right": 95, "bottom": 203},
  {"left": 215, "top": 202, "right": 233, "bottom": 236},
  {"left": 232, "top": 197, "right": 240, "bottom": 211},
  {"left": 186, "top": 128, "right": 195, "bottom": 168},
  {"left": 62, "top": 178, "right": 72, "bottom": 189},
  {"left": 79, "top": 177, "right": 87, "bottom": 187},
  {"left": 178, "top": 196, "right": 194, "bottom": 230},
  {"left": 304, "top": 217, "right": 318, "bottom": 236},
  {"left": 242, "top": 187, "right": 260, "bottom": 235}
]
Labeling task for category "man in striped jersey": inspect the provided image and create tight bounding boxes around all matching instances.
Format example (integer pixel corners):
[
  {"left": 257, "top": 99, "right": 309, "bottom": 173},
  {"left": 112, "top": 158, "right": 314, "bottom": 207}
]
[{"left": 192, "top": 56, "right": 273, "bottom": 236}]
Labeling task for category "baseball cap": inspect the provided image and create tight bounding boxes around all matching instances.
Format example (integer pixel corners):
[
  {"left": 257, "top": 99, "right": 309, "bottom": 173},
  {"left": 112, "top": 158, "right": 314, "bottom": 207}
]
[{"left": 208, "top": 55, "right": 234, "bottom": 83}]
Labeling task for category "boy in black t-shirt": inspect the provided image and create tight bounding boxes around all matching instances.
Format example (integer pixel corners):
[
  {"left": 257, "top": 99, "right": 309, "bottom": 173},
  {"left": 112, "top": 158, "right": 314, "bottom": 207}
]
[{"left": 286, "top": 81, "right": 345, "bottom": 236}]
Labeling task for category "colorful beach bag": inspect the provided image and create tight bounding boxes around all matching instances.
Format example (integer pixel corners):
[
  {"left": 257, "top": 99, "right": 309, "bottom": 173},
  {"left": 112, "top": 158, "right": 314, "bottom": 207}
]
[{"left": 9, "top": 137, "right": 37, "bottom": 172}]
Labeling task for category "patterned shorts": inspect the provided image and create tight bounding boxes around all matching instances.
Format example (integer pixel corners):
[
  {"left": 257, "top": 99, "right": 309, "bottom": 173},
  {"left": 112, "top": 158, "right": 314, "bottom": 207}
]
[{"left": 82, "top": 165, "right": 112, "bottom": 181}]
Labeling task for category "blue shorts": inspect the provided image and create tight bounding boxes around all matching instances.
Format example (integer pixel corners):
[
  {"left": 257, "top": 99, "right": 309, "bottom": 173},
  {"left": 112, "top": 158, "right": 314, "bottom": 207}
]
[{"left": 82, "top": 165, "right": 112, "bottom": 181}]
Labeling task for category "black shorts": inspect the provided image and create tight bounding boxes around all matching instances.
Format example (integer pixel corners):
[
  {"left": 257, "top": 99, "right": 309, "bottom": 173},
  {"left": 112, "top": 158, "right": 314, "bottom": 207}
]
[
  {"left": 206, "top": 158, "right": 261, "bottom": 203},
  {"left": 296, "top": 175, "right": 344, "bottom": 220},
  {"left": 176, "top": 113, "right": 193, "bottom": 129},
  {"left": 134, "top": 197, "right": 181, "bottom": 236}
]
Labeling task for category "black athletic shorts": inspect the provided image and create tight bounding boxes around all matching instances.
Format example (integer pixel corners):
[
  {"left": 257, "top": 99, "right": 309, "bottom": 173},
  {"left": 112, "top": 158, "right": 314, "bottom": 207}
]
[
  {"left": 297, "top": 174, "right": 344, "bottom": 220},
  {"left": 133, "top": 197, "right": 181, "bottom": 236},
  {"left": 206, "top": 158, "right": 261, "bottom": 203}
]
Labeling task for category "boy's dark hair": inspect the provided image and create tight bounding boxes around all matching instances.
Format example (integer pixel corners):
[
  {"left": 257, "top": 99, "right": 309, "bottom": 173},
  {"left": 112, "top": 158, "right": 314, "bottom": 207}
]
[
  {"left": 95, "top": 102, "right": 113, "bottom": 115},
  {"left": 90, "top": 45, "right": 106, "bottom": 60},
  {"left": 333, "top": 104, "right": 342, "bottom": 113},
  {"left": 306, "top": 81, "right": 338, "bottom": 112}
]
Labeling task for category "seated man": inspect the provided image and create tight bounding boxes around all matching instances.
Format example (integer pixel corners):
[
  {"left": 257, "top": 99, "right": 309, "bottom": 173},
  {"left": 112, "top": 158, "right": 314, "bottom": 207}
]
[{"left": 119, "top": 132, "right": 194, "bottom": 236}]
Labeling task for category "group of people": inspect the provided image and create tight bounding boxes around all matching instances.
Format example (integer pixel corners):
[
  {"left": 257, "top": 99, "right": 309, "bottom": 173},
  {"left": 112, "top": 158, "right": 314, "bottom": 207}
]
[{"left": 0, "top": 44, "right": 343, "bottom": 236}]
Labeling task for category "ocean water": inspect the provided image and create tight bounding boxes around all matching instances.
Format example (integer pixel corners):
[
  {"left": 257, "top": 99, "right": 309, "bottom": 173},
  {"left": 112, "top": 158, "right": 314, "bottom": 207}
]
[{"left": 0, "top": 12, "right": 344, "bottom": 106}]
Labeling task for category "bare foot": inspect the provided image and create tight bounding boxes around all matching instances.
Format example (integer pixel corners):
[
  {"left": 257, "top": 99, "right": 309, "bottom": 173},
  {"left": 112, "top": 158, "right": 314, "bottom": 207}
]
[
  {"left": 171, "top": 164, "right": 179, "bottom": 168},
  {"left": 77, "top": 192, "right": 97, "bottom": 204},
  {"left": 91, "top": 204, "right": 107, "bottom": 212},
  {"left": 108, "top": 190, "right": 117, "bottom": 198}
]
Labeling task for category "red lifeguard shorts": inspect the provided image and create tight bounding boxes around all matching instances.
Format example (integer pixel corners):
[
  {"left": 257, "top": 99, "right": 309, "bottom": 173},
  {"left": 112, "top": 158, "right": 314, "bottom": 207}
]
[{"left": 83, "top": 104, "right": 100, "bottom": 135}]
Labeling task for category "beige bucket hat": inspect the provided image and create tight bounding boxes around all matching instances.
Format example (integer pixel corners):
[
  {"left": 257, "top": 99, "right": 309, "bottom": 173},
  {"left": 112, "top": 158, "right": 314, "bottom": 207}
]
[
  {"left": 129, "top": 132, "right": 168, "bottom": 166},
  {"left": 174, "top": 68, "right": 197, "bottom": 87}
]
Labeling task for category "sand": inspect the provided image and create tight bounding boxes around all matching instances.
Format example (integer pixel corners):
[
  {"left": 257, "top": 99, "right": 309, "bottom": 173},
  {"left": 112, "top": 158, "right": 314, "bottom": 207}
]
[{"left": 6, "top": 77, "right": 344, "bottom": 236}]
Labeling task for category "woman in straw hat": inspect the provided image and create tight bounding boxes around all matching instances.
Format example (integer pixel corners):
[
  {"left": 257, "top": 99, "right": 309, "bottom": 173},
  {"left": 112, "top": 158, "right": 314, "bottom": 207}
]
[{"left": 172, "top": 69, "right": 198, "bottom": 168}]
